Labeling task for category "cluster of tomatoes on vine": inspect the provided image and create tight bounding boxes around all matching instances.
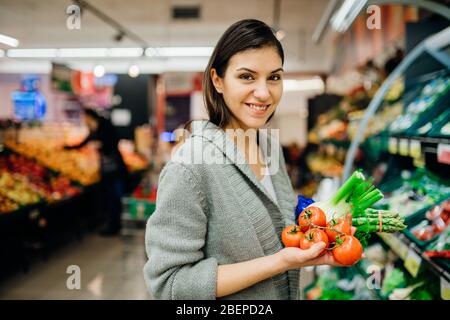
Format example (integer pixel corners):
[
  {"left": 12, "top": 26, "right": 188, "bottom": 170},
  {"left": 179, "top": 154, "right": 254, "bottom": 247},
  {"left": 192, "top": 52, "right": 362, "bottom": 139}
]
[{"left": 281, "top": 206, "right": 363, "bottom": 266}]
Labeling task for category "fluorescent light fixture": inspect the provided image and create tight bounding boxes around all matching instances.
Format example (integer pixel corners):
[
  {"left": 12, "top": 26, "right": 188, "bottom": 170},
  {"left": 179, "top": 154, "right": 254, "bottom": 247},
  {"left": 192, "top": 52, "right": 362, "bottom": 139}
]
[
  {"left": 144, "top": 47, "right": 160, "bottom": 57},
  {"left": 4, "top": 46, "right": 213, "bottom": 59},
  {"left": 330, "top": 0, "right": 367, "bottom": 33},
  {"left": 7, "top": 49, "right": 58, "bottom": 58},
  {"left": 128, "top": 64, "right": 140, "bottom": 78},
  {"left": 59, "top": 48, "right": 109, "bottom": 58},
  {"left": 0, "top": 50, "right": 4, "bottom": 58},
  {"left": 146, "top": 47, "right": 213, "bottom": 57},
  {"left": 0, "top": 33, "right": 19, "bottom": 47},
  {"left": 108, "top": 47, "right": 143, "bottom": 57},
  {"left": 283, "top": 78, "right": 324, "bottom": 92},
  {"left": 94, "top": 65, "right": 106, "bottom": 77}
]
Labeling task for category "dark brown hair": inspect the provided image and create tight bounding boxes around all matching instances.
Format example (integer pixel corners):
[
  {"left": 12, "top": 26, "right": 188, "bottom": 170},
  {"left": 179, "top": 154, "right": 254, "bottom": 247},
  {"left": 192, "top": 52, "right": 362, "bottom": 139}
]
[{"left": 203, "top": 19, "right": 284, "bottom": 128}]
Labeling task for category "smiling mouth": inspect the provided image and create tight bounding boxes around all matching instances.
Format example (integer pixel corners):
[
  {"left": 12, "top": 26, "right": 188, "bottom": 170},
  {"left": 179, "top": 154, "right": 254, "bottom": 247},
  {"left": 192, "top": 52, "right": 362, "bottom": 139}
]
[{"left": 245, "top": 103, "right": 271, "bottom": 111}]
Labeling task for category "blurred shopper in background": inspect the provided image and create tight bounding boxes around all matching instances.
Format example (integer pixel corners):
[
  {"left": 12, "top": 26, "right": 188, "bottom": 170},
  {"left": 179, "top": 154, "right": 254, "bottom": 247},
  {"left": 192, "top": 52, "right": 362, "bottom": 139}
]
[
  {"left": 65, "top": 108, "right": 128, "bottom": 236},
  {"left": 384, "top": 48, "right": 405, "bottom": 76}
]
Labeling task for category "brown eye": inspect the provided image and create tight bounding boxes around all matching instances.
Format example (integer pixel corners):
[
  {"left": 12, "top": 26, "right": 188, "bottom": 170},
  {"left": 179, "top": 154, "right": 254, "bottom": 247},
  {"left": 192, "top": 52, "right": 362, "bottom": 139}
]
[
  {"left": 239, "top": 74, "right": 254, "bottom": 81},
  {"left": 269, "top": 74, "right": 281, "bottom": 81}
]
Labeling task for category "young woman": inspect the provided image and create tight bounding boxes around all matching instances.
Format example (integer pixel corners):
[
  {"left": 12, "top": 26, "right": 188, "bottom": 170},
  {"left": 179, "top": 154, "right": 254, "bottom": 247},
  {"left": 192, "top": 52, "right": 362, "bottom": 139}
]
[{"left": 144, "top": 19, "right": 345, "bottom": 300}]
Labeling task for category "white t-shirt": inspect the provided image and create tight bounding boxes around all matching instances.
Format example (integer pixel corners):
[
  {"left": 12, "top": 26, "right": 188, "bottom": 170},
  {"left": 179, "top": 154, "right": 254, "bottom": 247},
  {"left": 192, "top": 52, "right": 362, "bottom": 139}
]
[{"left": 260, "top": 166, "right": 278, "bottom": 205}]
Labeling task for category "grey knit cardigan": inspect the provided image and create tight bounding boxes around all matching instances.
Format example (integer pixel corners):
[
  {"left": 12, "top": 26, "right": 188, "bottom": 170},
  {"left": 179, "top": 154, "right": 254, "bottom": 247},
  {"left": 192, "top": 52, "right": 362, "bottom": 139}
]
[{"left": 143, "top": 120, "right": 300, "bottom": 300}]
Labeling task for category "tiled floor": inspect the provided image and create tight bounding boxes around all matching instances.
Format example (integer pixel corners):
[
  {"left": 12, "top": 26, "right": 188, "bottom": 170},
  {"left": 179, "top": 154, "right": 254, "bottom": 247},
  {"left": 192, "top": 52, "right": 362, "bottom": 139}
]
[{"left": 0, "top": 230, "right": 152, "bottom": 300}]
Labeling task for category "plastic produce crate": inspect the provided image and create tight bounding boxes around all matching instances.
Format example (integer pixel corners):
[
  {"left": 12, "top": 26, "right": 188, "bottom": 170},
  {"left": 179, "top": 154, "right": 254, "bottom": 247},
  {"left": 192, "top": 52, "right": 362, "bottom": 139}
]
[
  {"left": 122, "top": 197, "right": 156, "bottom": 221},
  {"left": 403, "top": 197, "right": 450, "bottom": 249}
]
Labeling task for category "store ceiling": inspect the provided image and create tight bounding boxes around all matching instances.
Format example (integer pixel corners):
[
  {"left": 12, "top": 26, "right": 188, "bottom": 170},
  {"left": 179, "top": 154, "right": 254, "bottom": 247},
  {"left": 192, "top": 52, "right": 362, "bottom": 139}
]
[{"left": 0, "top": 0, "right": 336, "bottom": 73}]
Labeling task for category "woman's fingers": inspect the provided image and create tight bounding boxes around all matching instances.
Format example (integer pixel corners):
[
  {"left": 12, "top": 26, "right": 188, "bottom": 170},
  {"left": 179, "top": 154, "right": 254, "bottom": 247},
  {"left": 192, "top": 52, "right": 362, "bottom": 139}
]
[{"left": 302, "top": 242, "right": 326, "bottom": 261}]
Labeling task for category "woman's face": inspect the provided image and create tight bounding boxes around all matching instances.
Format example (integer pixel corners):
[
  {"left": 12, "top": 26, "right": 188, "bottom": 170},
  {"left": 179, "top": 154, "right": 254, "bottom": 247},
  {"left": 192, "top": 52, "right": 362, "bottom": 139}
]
[{"left": 211, "top": 46, "right": 283, "bottom": 130}]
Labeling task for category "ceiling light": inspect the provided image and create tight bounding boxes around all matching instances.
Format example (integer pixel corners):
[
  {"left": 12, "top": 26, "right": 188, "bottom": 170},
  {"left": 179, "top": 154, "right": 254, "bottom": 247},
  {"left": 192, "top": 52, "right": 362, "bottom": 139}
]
[
  {"left": 128, "top": 64, "right": 140, "bottom": 78},
  {"left": 146, "top": 47, "right": 213, "bottom": 57},
  {"left": 94, "top": 65, "right": 106, "bottom": 77},
  {"left": 59, "top": 48, "right": 109, "bottom": 58},
  {"left": 0, "top": 33, "right": 19, "bottom": 47},
  {"left": 144, "top": 47, "right": 160, "bottom": 57},
  {"left": 7, "top": 49, "right": 58, "bottom": 58},
  {"left": 108, "top": 48, "right": 143, "bottom": 57}
]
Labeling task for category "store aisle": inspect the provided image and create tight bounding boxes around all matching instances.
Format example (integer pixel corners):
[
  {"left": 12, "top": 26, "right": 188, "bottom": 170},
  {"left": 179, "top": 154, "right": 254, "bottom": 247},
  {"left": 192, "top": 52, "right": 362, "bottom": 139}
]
[{"left": 0, "top": 231, "right": 152, "bottom": 300}]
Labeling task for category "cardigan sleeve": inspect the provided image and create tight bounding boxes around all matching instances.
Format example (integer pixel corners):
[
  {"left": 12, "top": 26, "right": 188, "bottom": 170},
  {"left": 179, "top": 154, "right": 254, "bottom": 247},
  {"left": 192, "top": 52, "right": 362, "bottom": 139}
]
[{"left": 143, "top": 162, "right": 218, "bottom": 300}]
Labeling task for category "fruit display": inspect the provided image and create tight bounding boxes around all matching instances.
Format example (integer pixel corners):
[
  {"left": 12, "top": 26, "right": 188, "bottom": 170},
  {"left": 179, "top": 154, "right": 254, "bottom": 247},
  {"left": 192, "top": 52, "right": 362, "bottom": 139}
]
[
  {"left": 121, "top": 150, "right": 149, "bottom": 172},
  {"left": 410, "top": 199, "right": 450, "bottom": 243},
  {"left": 306, "top": 153, "right": 343, "bottom": 177},
  {"left": 5, "top": 140, "right": 100, "bottom": 186},
  {"left": 0, "top": 151, "right": 83, "bottom": 211},
  {"left": 347, "top": 102, "right": 403, "bottom": 140},
  {"left": 0, "top": 171, "right": 42, "bottom": 206},
  {"left": 0, "top": 194, "right": 19, "bottom": 213},
  {"left": 424, "top": 225, "right": 450, "bottom": 259}
]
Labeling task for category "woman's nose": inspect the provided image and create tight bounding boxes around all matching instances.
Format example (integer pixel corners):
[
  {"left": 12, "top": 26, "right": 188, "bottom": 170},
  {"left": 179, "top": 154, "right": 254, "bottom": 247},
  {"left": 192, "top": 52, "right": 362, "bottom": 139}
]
[{"left": 253, "top": 83, "right": 270, "bottom": 101}]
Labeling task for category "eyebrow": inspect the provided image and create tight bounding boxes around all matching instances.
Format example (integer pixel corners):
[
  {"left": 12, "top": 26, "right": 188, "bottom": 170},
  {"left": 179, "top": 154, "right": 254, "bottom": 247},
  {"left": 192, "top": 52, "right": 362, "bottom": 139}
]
[{"left": 236, "top": 67, "right": 284, "bottom": 73}]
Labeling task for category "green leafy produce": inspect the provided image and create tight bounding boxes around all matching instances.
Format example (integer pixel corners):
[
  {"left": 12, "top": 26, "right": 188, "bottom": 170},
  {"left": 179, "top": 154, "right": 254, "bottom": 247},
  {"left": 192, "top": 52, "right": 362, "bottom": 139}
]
[
  {"left": 381, "top": 268, "right": 407, "bottom": 297},
  {"left": 409, "top": 288, "right": 433, "bottom": 300},
  {"left": 319, "top": 288, "right": 353, "bottom": 300}
]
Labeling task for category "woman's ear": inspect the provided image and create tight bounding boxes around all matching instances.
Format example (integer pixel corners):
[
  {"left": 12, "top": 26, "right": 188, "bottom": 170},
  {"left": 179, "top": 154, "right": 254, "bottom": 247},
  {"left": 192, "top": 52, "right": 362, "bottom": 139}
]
[{"left": 210, "top": 68, "right": 223, "bottom": 94}]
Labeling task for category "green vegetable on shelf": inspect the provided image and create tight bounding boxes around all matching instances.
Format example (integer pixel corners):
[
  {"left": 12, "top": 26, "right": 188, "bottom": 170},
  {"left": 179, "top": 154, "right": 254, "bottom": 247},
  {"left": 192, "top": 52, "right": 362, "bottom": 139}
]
[{"left": 381, "top": 268, "right": 407, "bottom": 297}]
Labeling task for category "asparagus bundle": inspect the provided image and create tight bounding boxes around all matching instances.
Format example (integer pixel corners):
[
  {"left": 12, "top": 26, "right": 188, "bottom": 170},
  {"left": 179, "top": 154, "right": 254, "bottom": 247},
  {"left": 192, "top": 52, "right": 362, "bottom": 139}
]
[{"left": 353, "top": 209, "right": 406, "bottom": 233}]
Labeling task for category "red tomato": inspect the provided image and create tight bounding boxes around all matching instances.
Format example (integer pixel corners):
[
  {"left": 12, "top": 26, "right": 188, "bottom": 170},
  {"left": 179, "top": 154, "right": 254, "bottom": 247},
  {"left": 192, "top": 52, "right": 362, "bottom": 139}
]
[
  {"left": 299, "top": 228, "right": 329, "bottom": 255},
  {"left": 332, "top": 235, "right": 363, "bottom": 266},
  {"left": 326, "top": 218, "right": 352, "bottom": 243},
  {"left": 297, "top": 206, "right": 327, "bottom": 232},
  {"left": 281, "top": 225, "right": 303, "bottom": 247}
]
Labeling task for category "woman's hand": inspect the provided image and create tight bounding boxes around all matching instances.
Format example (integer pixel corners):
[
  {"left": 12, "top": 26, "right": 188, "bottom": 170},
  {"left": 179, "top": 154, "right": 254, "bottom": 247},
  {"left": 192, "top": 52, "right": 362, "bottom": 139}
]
[{"left": 275, "top": 242, "right": 328, "bottom": 271}]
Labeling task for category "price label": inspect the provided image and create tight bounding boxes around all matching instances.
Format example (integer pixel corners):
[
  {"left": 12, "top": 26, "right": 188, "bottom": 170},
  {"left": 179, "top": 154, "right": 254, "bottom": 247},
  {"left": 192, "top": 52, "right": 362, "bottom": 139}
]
[
  {"left": 441, "top": 277, "right": 450, "bottom": 300},
  {"left": 388, "top": 137, "right": 398, "bottom": 154},
  {"left": 404, "top": 248, "right": 422, "bottom": 277},
  {"left": 409, "top": 140, "right": 421, "bottom": 158},
  {"left": 399, "top": 139, "right": 409, "bottom": 156},
  {"left": 437, "top": 144, "right": 450, "bottom": 165},
  {"left": 413, "top": 155, "right": 425, "bottom": 168}
]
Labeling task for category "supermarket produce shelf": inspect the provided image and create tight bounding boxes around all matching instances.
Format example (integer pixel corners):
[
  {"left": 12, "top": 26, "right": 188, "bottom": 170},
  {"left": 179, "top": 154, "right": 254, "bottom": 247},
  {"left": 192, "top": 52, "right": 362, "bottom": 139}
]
[{"left": 377, "top": 232, "right": 450, "bottom": 283}]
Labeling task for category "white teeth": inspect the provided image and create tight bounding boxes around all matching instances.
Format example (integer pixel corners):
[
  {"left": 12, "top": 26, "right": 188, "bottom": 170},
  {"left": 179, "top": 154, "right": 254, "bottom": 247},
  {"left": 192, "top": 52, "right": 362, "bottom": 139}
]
[{"left": 248, "top": 104, "right": 269, "bottom": 111}]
